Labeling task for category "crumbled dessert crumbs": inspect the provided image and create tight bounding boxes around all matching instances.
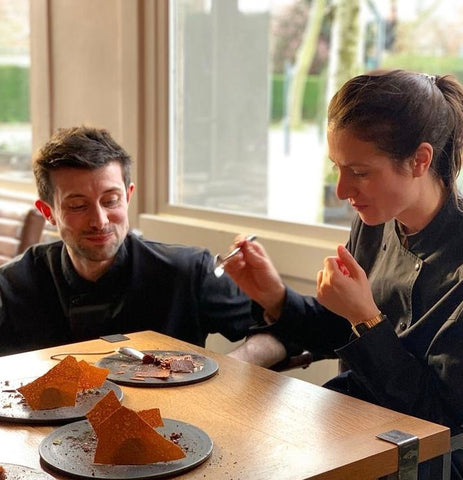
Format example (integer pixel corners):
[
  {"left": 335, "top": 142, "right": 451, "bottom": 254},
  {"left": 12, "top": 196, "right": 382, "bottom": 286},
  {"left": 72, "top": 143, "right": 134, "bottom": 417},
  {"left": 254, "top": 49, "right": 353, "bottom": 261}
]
[{"left": 170, "top": 432, "right": 183, "bottom": 444}]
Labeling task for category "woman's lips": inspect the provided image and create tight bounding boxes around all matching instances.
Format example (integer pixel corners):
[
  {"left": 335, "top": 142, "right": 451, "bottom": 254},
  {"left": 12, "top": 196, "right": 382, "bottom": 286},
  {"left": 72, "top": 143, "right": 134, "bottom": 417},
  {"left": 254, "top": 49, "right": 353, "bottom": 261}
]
[{"left": 351, "top": 203, "right": 367, "bottom": 212}]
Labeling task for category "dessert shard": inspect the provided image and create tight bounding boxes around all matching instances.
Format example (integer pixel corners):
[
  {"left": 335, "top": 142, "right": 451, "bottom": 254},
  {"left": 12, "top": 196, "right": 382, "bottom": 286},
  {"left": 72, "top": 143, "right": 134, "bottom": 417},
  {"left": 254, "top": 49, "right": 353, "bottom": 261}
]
[
  {"left": 86, "top": 391, "right": 185, "bottom": 465},
  {"left": 17, "top": 355, "right": 109, "bottom": 410}
]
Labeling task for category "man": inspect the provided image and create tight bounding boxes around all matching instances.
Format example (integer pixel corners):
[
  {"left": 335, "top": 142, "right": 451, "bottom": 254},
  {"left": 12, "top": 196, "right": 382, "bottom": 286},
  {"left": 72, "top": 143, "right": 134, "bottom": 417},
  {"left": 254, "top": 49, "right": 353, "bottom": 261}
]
[{"left": 0, "top": 126, "right": 256, "bottom": 356}]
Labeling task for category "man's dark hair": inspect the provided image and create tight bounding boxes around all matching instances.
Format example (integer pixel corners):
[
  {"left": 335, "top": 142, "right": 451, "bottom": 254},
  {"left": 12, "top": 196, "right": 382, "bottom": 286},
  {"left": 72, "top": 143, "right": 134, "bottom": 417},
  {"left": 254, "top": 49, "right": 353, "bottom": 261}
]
[{"left": 33, "top": 126, "right": 132, "bottom": 204}]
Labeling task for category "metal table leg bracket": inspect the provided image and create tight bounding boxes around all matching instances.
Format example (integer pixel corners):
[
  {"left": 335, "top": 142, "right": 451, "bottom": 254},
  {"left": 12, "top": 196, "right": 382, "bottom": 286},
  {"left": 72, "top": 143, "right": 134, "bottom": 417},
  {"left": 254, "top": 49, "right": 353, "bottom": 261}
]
[{"left": 377, "top": 429, "right": 419, "bottom": 480}]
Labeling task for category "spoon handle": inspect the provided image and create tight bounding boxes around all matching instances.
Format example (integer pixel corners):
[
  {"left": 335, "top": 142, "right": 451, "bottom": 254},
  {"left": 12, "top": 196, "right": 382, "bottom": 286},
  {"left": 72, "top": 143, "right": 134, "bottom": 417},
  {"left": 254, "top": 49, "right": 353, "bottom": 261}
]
[
  {"left": 221, "top": 234, "right": 257, "bottom": 262},
  {"left": 213, "top": 234, "right": 257, "bottom": 277}
]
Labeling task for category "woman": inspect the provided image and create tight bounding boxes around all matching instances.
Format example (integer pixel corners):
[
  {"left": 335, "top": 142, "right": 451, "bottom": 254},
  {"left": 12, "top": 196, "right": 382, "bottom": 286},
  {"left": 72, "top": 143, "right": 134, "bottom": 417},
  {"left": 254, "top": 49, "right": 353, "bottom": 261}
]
[{"left": 225, "top": 70, "right": 463, "bottom": 479}]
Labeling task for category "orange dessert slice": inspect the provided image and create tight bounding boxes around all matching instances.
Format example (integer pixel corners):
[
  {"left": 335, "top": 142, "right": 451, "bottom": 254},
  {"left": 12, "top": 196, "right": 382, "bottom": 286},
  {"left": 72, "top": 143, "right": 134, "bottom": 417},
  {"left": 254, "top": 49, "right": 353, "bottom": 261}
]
[
  {"left": 86, "top": 389, "right": 122, "bottom": 435},
  {"left": 78, "top": 360, "right": 110, "bottom": 389},
  {"left": 17, "top": 355, "right": 110, "bottom": 410},
  {"left": 94, "top": 406, "right": 185, "bottom": 465},
  {"left": 86, "top": 391, "right": 185, "bottom": 465},
  {"left": 138, "top": 407, "right": 164, "bottom": 428},
  {"left": 18, "top": 355, "right": 81, "bottom": 410}
]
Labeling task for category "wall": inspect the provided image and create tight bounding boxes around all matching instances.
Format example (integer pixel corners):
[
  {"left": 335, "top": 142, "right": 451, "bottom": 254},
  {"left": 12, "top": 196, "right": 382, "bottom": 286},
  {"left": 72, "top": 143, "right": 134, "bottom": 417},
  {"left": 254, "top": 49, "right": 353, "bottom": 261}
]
[{"left": 29, "top": 0, "right": 141, "bottom": 225}]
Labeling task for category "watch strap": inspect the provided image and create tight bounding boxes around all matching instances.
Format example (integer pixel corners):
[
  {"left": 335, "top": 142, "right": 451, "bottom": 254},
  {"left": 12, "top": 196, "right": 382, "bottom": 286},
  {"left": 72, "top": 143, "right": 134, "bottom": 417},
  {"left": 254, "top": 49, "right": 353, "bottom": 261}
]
[{"left": 352, "top": 313, "right": 386, "bottom": 337}]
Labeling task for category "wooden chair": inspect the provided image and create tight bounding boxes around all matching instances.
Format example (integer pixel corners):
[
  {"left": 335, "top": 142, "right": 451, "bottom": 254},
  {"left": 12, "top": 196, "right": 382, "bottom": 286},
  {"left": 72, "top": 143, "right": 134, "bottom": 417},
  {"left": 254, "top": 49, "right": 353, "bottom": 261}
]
[{"left": 0, "top": 198, "right": 46, "bottom": 265}]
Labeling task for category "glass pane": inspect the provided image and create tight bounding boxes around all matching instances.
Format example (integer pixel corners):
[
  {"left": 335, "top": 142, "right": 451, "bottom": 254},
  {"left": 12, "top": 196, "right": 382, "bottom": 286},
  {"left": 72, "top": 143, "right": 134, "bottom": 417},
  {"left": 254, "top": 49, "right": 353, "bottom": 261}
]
[
  {"left": 0, "top": 0, "right": 32, "bottom": 181},
  {"left": 169, "top": 0, "right": 463, "bottom": 227}
]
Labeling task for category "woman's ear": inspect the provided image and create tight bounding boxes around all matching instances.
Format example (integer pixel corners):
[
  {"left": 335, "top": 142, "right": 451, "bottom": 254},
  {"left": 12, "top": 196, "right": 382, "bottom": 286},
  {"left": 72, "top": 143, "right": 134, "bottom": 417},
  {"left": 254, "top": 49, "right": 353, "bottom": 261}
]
[
  {"left": 35, "top": 199, "right": 56, "bottom": 225},
  {"left": 412, "top": 142, "right": 433, "bottom": 177}
]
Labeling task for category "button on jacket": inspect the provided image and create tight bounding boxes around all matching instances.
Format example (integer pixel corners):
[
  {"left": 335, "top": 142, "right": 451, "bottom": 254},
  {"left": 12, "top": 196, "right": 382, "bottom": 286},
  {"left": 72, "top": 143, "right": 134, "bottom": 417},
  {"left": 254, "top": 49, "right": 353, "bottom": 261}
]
[{"left": 0, "top": 232, "right": 255, "bottom": 356}]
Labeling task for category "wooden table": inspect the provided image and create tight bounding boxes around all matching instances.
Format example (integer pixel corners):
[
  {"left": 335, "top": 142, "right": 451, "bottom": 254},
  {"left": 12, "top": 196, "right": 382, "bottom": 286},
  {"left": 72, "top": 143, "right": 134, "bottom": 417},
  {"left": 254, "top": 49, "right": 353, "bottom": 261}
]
[{"left": 0, "top": 330, "right": 450, "bottom": 479}]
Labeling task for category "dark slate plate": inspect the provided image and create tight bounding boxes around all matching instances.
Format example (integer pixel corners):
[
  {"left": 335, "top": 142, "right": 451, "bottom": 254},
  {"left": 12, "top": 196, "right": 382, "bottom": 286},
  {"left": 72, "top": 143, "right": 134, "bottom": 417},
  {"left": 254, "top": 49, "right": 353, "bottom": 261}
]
[
  {"left": 39, "top": 418, "right": 213, "bottom": 479},
  {"left": 0, "top": 379, "right": 122, "bottom": 424},
  {"left": 0, "top": 462, "right": 56, "bottom": 479},
  {"left": 95, "top": 350, "right": 218, "bottom": 387}
]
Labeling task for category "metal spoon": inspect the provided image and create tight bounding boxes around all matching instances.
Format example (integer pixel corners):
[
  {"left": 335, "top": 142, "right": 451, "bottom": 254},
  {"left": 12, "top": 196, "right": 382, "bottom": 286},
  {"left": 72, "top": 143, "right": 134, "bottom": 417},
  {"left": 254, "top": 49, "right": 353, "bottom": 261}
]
[
  {"left": 213, "top": 234, "right": 257, "bottom": 278},
  {"left": 116, "top": 346, "right": 156, "bottom": 364}
]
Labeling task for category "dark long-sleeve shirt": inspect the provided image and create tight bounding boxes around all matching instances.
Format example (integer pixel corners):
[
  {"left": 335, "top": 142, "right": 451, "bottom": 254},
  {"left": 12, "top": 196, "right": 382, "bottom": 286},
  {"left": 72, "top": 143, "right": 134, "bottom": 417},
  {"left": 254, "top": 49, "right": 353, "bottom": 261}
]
[
  {"left": 0, "top": 232, "right": 256, "bottom": 356},
  {"left": 270, "top": 194, "right": 463, "bottom": 434}
]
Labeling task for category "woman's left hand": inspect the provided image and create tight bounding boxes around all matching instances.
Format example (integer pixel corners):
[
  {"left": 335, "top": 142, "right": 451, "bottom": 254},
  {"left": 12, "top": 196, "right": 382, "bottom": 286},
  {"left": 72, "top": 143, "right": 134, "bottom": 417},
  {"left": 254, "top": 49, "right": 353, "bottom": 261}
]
[{"left": 316, "top": 245, "right": 380, "bottom": 325}]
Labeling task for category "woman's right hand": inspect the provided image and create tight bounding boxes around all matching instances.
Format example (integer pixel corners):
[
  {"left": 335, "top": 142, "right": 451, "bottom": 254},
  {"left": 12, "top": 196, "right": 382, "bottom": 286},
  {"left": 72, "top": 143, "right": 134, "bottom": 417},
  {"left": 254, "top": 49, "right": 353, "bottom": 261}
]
[
  {"left": 316, "top": 245, "right": 379, "bottom": 325},
  {"left": 223, "top": 235, "right": 285, "bottom": 319}
]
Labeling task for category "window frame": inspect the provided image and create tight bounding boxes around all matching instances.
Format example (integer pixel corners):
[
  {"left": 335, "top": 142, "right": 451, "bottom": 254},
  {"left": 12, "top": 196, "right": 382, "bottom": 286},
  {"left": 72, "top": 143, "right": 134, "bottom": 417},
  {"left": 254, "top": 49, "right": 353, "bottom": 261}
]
[
  {"left": 25, "top": 0, "right": 349, "bottom": 289},
  {"left": 139, "top": 0, "right": 349, "bottom": 287}
]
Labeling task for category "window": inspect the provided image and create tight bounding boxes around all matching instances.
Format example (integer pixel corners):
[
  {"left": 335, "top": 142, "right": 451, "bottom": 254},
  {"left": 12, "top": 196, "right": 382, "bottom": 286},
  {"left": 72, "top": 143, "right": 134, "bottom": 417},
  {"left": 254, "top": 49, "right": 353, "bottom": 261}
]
[
  {"left": 0, "top": 0, "right": 32, "bottom": 183},
  {"left": 168, "top": 0, "right": 463, "bottom": 229},
  {"left": 169, "top": 0, "right": 337, "bottom": 227}
]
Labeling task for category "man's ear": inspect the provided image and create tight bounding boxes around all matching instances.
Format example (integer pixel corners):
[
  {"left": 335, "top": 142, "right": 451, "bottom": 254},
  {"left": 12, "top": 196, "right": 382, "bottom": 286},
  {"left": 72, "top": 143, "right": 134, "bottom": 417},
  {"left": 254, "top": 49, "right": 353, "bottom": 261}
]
[
  {"left": 35, "top": 199, "right": 56, "bottom": 225},
  {"left": 412, "top": 142, "right": 433, "bottom": 177},
  {"left": 126, "top": 183, "right": 135, "bottom": 203}
]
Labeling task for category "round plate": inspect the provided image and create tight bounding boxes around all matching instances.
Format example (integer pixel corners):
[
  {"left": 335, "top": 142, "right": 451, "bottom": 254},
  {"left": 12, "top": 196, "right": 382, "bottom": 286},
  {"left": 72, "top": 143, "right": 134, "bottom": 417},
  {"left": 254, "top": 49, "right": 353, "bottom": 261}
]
[
  {"left": 95, "top": 350, "right": 218, "bottom": 387},
  {"left": 39, "top": 418, "right": 213, "bottom": 480},
  {"left": 0, "top": 463, "right": 55, "bottom": 479},
  {"left": 0, "top": 379, "right": 123, "bottom": 425}
]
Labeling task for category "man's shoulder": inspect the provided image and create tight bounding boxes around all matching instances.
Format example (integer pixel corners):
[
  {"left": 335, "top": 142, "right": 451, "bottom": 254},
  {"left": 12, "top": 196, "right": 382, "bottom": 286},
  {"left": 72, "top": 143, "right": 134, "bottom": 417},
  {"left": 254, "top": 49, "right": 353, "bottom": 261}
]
[
  {"left": 0, "top": 240, "right": 62, "bottom": 277},
  {"left": 128, "top": 232, "right": 209, "bottom": 263},
  {"left": 124, "top": 233, "right": 215, "bottom": 282}
]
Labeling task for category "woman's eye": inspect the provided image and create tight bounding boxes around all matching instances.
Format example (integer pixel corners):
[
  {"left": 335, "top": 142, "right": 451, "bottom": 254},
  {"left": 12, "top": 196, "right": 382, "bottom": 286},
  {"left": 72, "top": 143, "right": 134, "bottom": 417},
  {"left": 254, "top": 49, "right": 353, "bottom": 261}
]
[{"left": 352, "top": 170, "right": 367, "bottom": 177}]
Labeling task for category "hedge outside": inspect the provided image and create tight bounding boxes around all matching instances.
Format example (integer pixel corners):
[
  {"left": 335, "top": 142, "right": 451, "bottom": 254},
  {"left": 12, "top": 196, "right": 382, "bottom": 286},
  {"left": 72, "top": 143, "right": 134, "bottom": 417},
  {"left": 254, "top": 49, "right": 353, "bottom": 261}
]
[
  {"left": 380, "top": 54, "right": 463, "bottom": 83},
  {"left": 271, "top": 74, "right": 322, "bottom": 122},
  {"left": 0, "top": 66, "right": 319, "bottom": 125},
  {"left": 0, "top": 65, "right": 30, "bottom": 123},
  {"left": 4, "top": 58, "right": 462, "bottom": 125}
]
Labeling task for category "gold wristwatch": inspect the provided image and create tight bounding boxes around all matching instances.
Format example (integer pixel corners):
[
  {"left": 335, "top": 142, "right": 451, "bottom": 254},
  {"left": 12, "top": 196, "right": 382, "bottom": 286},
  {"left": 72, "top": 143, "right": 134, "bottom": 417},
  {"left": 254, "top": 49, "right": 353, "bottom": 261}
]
[{"left": 352, "top": 313, "right": 386, "bottom": 337}]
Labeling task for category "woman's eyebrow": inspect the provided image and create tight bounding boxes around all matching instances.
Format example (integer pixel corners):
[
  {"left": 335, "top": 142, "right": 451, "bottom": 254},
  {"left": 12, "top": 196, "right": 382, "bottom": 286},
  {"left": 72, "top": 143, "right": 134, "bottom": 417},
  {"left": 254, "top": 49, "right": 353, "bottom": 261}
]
[{"left": 328, "top": 158, "right": 367, "bottom": 168}]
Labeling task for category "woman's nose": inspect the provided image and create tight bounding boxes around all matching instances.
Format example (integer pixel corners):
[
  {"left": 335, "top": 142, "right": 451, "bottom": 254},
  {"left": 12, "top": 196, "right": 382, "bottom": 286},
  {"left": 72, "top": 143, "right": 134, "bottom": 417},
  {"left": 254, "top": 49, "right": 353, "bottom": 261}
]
[{"left": 336, "top": 173, "right": 354, "bottom": 201}]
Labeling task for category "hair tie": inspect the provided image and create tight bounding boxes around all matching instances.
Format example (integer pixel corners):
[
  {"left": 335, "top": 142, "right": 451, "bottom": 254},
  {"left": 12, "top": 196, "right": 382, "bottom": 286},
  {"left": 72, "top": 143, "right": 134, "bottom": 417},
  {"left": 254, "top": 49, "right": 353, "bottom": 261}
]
[{"left": 423, "top": 73, "right": 436, "bottom": 85}]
